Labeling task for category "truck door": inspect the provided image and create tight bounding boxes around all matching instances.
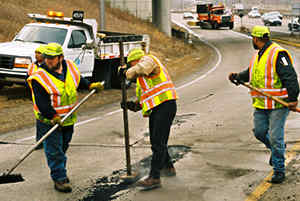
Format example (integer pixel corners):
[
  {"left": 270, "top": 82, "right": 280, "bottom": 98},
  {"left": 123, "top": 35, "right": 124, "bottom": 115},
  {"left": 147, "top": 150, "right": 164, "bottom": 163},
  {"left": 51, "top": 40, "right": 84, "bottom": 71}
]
[{"left": 64, "top": 29, "right": 94, "bottom": 78}]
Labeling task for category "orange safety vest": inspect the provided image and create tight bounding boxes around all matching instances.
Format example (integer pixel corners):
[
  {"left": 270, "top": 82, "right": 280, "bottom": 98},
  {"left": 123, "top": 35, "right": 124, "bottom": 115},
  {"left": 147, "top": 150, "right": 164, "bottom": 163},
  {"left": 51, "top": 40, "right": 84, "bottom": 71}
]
[
  {"left": 249, "top": 43, "right": 292, "bottom": 109},
  {"left": 136, "top": 55, "right": 177, "bottom": 117},
  {"left": 27, "top": 63, "right": 39, "bottom": 76},
  {"left": 27, "top": 60, "right": 80, "bottom": 126}
]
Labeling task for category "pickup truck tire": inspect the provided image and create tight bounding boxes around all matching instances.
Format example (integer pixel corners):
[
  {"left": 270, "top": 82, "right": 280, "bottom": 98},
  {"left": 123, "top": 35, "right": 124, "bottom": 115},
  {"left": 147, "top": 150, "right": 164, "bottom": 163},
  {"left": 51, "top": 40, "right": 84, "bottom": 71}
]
[
  {"left": 212, "top": 22, "right": 218, "bottom": 29},
  {"left": 0, "top": 79, "right": 7, "bottom": 90}
]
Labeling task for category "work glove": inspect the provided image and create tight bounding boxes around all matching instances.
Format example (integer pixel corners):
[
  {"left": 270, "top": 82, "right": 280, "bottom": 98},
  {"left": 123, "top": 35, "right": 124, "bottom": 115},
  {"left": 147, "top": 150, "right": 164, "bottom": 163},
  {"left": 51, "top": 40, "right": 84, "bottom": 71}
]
[
  {"left": 228, "top": 73, "right": 241, "bottom": 86},
  {"left": 50, "top": 115, "right": 62, "bottom": 126},
  {"left": 288, "top": 101, "right": 298, "bottom": 112},
  {"left": 89, "top": 82, "right": 104, "bottom": 93},
  {"left": 118, "top": 65, "right": 127, "bottom": 78},
  {"left": 120, "top": 101, "right": 142, "bottom": 112}
]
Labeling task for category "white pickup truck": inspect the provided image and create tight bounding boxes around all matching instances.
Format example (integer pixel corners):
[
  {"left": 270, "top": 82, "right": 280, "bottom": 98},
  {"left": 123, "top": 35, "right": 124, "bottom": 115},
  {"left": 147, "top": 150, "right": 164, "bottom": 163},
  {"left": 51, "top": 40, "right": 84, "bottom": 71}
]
[{"left": 0, "top": 10, "right": 150, "bottom": 89}]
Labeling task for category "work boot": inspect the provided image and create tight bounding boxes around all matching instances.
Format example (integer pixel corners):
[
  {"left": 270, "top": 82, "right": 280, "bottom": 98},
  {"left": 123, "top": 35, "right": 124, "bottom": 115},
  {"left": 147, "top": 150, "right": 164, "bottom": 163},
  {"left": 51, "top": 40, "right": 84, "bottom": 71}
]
[
  {"left": 136, "top": 177, "right": 161, "bottom": 190},
  {"left": 271, "top": 172, "right": 285, "bottom": 184},
  {"left": 66, "top": 177, "right": 70, "bottom": 183},
  {"left": 54, "top": 179, "right": 72, "bottom": 193},
  {"left": 160, "top": 167, "right": 176, "bottom": 177}
]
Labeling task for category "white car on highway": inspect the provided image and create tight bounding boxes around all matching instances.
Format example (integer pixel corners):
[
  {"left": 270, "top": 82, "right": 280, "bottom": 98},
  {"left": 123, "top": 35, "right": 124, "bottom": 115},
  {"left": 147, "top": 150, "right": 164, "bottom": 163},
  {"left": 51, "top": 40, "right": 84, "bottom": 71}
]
[
  {"left": 262, "top": 11, "right": 282, "bottom": 26},
  {"left": 183, "top": 12, "right": 194, "bottom": 20},
  {"left": 248, "top": 10, "right": 261, "bottom": 18},
  {"left": 288, "top": 17, "right": 300, "bottom": 31}
]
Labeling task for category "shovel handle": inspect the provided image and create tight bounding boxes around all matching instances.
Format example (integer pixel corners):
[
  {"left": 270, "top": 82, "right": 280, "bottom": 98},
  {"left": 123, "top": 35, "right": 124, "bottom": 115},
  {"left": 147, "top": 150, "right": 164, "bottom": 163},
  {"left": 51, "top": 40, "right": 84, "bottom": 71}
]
[
  {"left": 119, "top": 41, "right": 132, "bottom": 176},
  {"left": 240, "top": 82, "right": 300, "bottom": 113},
  {"left": 6, "top": 89, "right": 96, "bottom": 175}
]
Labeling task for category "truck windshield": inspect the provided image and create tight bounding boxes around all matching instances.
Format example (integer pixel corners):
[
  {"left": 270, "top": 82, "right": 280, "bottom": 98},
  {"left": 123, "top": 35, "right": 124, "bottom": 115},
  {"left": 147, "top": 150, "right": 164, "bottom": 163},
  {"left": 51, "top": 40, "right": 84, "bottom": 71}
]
[
  {"left": 14, "top": 25, "right": 67, "bottom": 45},
  {"left": 212, "top": 9, "right": 224, "bottom": 15}
]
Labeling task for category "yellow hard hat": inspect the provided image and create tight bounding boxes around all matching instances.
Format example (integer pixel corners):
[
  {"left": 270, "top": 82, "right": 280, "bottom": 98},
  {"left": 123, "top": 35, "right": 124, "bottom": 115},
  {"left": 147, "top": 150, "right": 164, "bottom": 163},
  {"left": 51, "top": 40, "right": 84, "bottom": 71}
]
[
  {"left": 43, "top": 43, "right": 63, "bottom": 58},
  {"left": 35, "top": 45, "right": 47, "bottom": 54},
  {"left": 251, "top": 25, "right": 270, "bottom": 38},
  {"left": 127, "top": 48, "right": 145, "bottom": 63}
]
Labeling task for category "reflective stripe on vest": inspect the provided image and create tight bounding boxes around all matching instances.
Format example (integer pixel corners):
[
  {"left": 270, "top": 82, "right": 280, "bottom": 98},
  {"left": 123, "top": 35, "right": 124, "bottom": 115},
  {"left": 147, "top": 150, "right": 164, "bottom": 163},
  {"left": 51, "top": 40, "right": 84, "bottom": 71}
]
[
  {"left": 136, "top": 55, "right": 177, "bottom": 116},
  {"left": 249, "top": 43, "right": 291, "bottom": 109},
  {"left": 27, "top": 63, "right": 38, "bottom": 76},
  {"left": 27, "top": 60, "right": 80, "bottom": 126}
]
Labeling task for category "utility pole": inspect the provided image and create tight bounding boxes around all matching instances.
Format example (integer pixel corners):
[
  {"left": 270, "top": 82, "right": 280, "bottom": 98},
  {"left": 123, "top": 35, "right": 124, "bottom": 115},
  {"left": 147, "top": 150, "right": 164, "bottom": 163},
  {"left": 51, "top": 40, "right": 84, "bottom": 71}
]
[
  {"left": 152, "top": 0, "right": 171, "bottom": 36},
  {"left": 136, "top": 0, "right": 138, "bottom": 18},
  {"left": 123, "top": 0, "right": 126, "bottom": 10},
  {"left": 99, "top": 0, "right": 105, "bottom": 31}
]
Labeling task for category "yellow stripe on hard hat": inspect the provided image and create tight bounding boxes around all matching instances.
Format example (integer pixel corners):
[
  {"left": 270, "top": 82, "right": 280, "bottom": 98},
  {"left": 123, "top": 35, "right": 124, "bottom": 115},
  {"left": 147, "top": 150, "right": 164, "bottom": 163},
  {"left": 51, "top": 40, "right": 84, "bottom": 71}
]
[
  {"left": 251, "top": 25, "right": 270, "bottom": 38},
  {"left": 43, "top": 43, "right": 64, "bottom": 57},
  {"left": 35, "top": 45, "right": 47, "bottom": 54},
  {"left": 127, "top": 48, "right": 145, "bottom": 63}
]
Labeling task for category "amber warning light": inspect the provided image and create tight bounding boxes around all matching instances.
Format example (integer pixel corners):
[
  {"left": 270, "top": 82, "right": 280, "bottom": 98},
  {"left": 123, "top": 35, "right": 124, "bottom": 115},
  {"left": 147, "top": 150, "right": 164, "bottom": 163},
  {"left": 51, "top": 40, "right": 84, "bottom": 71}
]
[{"left": 47, "top": 11, "right": 64, "bottom": 18}]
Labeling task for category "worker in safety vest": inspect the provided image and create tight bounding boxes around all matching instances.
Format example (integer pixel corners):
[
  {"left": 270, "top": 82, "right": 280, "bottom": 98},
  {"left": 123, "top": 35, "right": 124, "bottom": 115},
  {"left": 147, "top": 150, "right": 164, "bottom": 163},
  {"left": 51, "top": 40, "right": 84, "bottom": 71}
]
[
  {"left": 228, "top": 26, "right": 299, "bottom": 184},
  {"left": 28, "top": 44, "right": 46, "bottom": 76},
  {"left": 27, "top": 44, "right": 47, "bottom": 149},
  {"left": 119, "top": 48, "right": 178, "bottom": 190},
  {"left": 27, "top": 43, "right": 104, "bottom": 193}
]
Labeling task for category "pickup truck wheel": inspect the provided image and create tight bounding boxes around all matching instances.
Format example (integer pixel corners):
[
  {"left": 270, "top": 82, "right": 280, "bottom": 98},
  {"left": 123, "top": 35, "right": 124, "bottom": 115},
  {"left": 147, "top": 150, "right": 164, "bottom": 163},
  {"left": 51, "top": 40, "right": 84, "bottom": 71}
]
[
  {"left": 0, "top": 80, "right": 5, "bottom": 90},
  {"left": 212, "top": 22, "right": 219, "bottom": 29},
  {"left": 211, "top": 22, "right": 215, "bottom": 29}
]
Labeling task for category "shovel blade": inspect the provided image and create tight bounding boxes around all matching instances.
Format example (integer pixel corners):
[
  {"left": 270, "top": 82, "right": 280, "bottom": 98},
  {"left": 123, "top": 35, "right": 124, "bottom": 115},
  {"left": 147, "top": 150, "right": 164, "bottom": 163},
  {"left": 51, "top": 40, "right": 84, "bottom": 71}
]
[{"left": 0, "top": 173, "right": 24, "bottom": 184}]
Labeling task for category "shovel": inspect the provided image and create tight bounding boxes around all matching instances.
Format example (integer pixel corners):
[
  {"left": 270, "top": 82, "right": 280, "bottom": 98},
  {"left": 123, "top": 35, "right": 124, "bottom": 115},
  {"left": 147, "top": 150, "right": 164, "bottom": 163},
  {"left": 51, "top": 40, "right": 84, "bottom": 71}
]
[
  {"left": 0, "top": 89, "right": 97, "bottom": 184},
  {"left": 240, "top": 81, "right": 300, "bottom": 113}
]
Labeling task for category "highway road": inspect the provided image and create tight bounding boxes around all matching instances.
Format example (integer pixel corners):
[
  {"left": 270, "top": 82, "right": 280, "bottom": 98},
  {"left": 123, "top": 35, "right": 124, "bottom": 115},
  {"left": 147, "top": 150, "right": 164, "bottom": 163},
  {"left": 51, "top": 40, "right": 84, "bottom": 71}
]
[{"left": 1, "top": 14, "right": 300, "bottom": 201}]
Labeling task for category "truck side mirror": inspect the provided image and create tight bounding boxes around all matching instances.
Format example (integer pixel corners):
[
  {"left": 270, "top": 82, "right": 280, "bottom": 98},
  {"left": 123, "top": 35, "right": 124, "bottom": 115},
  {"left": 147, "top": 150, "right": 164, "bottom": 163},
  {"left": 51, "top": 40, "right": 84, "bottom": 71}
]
[{"left": 82, "top": 39, "right": 94, "bottom": 50}]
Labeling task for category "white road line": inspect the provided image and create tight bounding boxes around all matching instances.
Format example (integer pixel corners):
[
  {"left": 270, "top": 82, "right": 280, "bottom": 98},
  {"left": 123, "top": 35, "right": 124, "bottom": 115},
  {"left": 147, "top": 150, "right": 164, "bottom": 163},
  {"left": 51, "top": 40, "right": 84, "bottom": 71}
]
[
  {"left": 16, "top": 24, "right": 222, "bottom": 143},
  {"left": 229, "top": 30, "right": 252, "bottom": 39}
]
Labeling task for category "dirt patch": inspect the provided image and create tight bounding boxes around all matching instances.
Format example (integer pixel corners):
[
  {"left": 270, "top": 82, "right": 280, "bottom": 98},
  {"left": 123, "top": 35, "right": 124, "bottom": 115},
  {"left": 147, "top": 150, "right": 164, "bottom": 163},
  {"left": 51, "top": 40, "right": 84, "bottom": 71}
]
[
  {"left": 207, "top": 162, "right": 254, "bottom": 179},
  {"left": 258, "top": 156, "right": 300, "bottom": 201}
]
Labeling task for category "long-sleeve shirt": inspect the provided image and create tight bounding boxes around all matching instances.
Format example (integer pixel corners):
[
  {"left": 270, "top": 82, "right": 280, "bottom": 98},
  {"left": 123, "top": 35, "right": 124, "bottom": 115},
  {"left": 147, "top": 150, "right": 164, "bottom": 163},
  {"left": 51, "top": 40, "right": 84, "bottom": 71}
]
[
  {"left": 126, "top": 55, "right": 160, "bottom": 80},
  {"left": 237, "top": 41, "right": 299, "bottom": 102},
  {"left": 31, "top": 60, "right": 90, "bottom": 119}
]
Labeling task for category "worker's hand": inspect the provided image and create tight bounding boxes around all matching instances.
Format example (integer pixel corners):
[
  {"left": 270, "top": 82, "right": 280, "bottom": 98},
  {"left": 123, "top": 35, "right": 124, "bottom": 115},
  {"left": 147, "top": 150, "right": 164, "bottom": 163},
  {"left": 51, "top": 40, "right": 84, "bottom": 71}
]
[
  {"left": 118, "top": 65, "right": 127, "bottom": 78},
  {"left": 120, "top": 101, "right": 142, "bottom": 112},
  {"left": 128, "top": 101, "right": 142, "bottom": 112},
  {"left": 50, "top": 115, "right": 62, "bottom": 126},
  {"left": 89, "top": 82, "right": 104, "bottom": 93},
  {"left": 228, "top": 73, "right": 241, "bottom": 86},
  {"left": 288, "top": 101, "right": 298, "bottom": 112}
]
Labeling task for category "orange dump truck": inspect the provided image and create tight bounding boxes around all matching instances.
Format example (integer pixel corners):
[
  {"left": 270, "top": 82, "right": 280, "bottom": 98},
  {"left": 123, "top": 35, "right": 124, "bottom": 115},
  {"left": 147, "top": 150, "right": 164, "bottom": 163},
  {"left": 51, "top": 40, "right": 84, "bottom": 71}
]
[{"left": 196, "top": 3, "right": 234, "bottom": 29}]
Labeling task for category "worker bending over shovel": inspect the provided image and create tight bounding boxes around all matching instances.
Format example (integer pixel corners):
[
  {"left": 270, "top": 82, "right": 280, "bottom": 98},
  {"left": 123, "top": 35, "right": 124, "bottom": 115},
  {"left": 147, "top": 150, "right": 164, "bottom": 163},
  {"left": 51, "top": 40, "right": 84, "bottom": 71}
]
[
  {"left": 27, "top": 43, "right": 104, "bottom": 193},
  {"left": 229, "top": 25, "right": 299, "bottom": 184},
  {"left": 119, "top": 48, "right": 178, "bottom": 190}
]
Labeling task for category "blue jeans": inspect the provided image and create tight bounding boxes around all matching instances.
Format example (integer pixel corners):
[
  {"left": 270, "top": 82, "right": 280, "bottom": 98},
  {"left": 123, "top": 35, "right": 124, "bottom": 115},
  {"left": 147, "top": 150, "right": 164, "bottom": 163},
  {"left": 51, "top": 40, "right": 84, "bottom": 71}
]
[
  {"left": 36, "top": 120, "right": 74, "bottom": 182},
  {"left": 253, "top": 108, "right": 289, "bottom": 173}
]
